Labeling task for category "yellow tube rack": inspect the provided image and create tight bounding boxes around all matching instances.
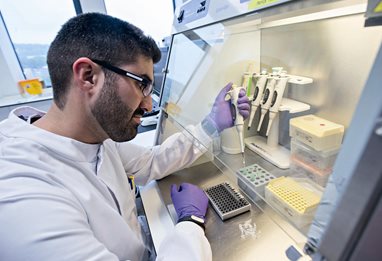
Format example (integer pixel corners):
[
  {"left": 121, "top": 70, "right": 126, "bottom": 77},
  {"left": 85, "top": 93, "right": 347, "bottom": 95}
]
[{"left": 266, "top": 176, "right": 321, "bottom": 215}]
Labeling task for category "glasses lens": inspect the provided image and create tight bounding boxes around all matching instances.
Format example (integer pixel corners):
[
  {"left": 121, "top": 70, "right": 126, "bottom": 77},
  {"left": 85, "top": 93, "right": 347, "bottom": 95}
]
[
  {"left": 141, "top": 80, "right": 153, "bottom": 96},
  {"left": 143, "top": 83, "right": 153, "bottom": 96}
]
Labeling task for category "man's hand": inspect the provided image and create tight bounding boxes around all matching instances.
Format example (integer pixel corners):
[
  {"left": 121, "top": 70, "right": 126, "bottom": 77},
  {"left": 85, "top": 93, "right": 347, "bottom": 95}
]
[
  {"left": 203, "top": 83, "right": 250, "bottom": 134},
  {"left": 171, "top": 183, "right": 208, "bottom": 220}
]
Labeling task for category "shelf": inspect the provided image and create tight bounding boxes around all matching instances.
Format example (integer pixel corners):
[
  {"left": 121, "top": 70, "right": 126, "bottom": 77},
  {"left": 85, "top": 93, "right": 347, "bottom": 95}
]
[{"left": 279, "top": 98, "right": 310, "bottom": 113}]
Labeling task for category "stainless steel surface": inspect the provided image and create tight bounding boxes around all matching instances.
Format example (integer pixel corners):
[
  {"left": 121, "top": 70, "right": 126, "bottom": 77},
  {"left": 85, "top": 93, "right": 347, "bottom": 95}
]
[{"left": 156, "top": 161, "right": 304, "bottom": 260}]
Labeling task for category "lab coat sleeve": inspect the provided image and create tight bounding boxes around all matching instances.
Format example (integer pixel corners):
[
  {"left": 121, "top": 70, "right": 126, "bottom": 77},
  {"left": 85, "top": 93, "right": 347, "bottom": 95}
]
[
  {"left": 0, "top": 181, "right": 119, "bottom": 261},
  {"left": 117, "top": 123, "right": 213, "bottom": 185},
  {"left": 156, "top": 222, "right": 212, "bottom": 261}
]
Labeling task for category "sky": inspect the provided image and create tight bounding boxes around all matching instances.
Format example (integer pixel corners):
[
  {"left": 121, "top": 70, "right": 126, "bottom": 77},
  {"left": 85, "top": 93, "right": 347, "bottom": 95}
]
[
  {"left": 0, "top": 0, "right": 174, "bottom": 45},
  {"left": 0, "top": 0, "right": 76, "bottom": 44}
]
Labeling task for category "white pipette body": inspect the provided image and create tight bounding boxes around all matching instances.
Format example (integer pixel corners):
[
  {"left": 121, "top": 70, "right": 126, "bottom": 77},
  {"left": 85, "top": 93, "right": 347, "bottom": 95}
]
[
  {"left": 248, "top": 71, "right": 268, "bottom": 129},
  {"left": 266, "top": 73, "right": 289, "bottom": 136},
  {"left": 257, "top": 76, "right": 277, "bottom": 132},
  {"left": 225, "top": 86, "right": 245, "bottom": 157}
]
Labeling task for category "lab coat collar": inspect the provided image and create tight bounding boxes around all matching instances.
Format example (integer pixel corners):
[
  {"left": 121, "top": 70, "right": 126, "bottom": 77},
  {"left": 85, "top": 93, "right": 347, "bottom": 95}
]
[{"left": 3, "top": 106, "right": 100, "bottom": 163}]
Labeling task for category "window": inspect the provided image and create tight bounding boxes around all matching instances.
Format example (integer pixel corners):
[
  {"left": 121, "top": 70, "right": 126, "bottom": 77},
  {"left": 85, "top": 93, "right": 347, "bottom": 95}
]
[
  {"left": 105, "top": 0, "right": 174, "bottom": 106},
  {"left": 104, "top": 0, "right": 174, "bottom": 46},
  {"left": 0, "top": 0, "right": 77, "bottom": 87}
]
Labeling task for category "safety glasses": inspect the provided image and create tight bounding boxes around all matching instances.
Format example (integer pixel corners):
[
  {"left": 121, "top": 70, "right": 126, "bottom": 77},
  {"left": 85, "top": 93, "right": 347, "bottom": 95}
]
[{"left": 91, "top": 59, "right": 153, "bottom": 97}]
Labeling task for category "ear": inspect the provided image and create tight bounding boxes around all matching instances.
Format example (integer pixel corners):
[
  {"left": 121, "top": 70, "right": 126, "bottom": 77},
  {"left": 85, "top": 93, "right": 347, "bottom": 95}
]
[{"left": 72, "top": 57, "right": 102, "bottom": 94}]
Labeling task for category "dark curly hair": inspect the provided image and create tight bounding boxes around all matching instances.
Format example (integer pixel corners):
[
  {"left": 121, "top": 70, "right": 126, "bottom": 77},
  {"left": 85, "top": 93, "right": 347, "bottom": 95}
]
[{"left": 47, "top": 12, "right": 161, "bottom": 109}]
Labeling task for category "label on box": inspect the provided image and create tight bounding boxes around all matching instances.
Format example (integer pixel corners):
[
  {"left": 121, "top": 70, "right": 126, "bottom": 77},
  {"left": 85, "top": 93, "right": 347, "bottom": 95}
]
[{"left": 294, "top": 129, "right": 313, "bottom": 145}]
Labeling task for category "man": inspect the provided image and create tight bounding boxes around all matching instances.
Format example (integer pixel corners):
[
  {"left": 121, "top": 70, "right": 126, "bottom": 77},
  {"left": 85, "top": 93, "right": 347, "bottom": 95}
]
[{"left": 0, "top": 13, "right": 250, "bottom": 260}]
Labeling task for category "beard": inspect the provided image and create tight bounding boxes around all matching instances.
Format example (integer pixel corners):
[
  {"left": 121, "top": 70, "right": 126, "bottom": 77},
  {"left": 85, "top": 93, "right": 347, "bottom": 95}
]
[{"left": 91, "top": 78, "right": 142, "bottom": 142}]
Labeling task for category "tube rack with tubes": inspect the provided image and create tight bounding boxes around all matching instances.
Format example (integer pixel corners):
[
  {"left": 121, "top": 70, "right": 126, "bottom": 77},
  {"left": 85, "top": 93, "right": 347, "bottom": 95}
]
[{"left": 205, "top": 182, "right": 250, "bottom": 221}]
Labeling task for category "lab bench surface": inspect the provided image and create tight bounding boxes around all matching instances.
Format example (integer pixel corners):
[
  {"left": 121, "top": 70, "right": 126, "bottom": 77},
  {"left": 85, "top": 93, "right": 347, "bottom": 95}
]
[{"left": 141, "top": 161, "right": 306, "bottom": 261}]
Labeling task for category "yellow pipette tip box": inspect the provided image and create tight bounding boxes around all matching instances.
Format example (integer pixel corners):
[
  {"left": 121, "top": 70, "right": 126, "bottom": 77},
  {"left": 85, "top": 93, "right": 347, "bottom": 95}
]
[
  {"left": 265, "top": 176, "right": 322, "bottom": 227},
  {"left": 18, "top": 78, "right": 43, "bottom": 96}
]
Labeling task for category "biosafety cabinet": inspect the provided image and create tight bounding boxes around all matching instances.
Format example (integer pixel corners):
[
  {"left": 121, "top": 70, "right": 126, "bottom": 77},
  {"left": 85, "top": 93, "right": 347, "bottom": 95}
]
[{"left": 142, "top": 0, "right": 382, "bottom": 260}]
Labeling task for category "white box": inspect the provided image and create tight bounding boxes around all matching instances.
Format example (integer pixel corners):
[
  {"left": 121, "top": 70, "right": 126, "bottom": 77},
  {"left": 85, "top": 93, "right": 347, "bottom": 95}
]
[{"left": 290, "top": 115, "right": 344, "bottom": 151}]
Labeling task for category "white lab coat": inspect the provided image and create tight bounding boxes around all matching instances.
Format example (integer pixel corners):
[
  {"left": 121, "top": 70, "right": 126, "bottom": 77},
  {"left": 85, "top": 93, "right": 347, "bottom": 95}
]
[{"left": 0, "top": 106, "right": 212, "bottom": 261}]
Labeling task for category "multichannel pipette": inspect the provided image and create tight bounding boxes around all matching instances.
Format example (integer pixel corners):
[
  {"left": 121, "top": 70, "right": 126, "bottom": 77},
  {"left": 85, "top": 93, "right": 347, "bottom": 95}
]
[
  {"left": 248, "top": 69, "right": 268, "bottom": 130},
  {"left": 266, "top": 72, "right": 289, "bottom": 136},
  {"left": 225, "top": 85, "right": 245, "bottom": 163},
  {"left": 257, "top": 75, "right": 277, "bottom": 132}
]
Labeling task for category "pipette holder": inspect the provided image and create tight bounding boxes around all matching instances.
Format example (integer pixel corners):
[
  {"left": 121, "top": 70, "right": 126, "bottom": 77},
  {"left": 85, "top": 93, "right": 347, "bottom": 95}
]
[{"left": 245, "top": 75, "right": 312, "bottom": 169}]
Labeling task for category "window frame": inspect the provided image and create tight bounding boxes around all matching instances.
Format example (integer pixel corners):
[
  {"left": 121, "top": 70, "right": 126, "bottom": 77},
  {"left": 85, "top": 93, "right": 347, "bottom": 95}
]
[{"left": 0, "top": 0, "right": 106, "bottom": 106}]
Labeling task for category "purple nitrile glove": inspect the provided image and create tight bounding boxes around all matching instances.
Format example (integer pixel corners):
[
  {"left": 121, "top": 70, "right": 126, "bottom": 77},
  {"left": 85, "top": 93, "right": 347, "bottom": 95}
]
[
  {"left": 171, "top": 183, "right": 209, "bottom": 220},
  {"left": 204, "top": 83, "right": 250, "bottom": 134}
]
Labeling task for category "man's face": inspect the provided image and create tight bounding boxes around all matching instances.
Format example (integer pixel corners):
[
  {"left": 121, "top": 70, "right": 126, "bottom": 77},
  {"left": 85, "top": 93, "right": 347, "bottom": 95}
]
[{"left": 91, "top": 56, "right": 153, "bottom": 142}]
